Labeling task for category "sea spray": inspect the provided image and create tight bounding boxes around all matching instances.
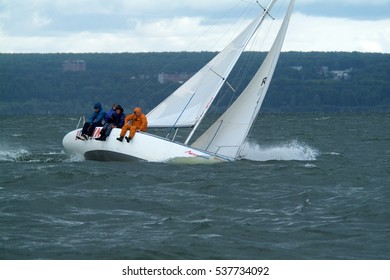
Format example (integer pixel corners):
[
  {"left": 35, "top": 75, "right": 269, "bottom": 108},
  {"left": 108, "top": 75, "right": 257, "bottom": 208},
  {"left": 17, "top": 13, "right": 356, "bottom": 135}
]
[
  {"left": 0, "top": 147, "right": 31, "bottom": 162},
  {"left": 241, "top": 140, "right": 319, "bottom": 161},
  {"left": 0, "top": 145, "right": 69, "bottom": 163}
]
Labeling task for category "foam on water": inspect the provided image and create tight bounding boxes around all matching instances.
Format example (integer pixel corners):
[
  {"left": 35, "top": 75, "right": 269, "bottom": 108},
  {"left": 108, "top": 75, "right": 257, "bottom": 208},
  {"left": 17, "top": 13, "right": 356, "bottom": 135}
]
[
  {"left": 241, "top": 140, "right": 319, "bottom": 161},
  {"left": 0, "top": 147, "right": 31, "bottom": 162},
  {"left": 64, "top": 153, "right": 84, "bottom": 163},
  {"left": 0, "top": 145, "right": 74, "bottom": 163}
]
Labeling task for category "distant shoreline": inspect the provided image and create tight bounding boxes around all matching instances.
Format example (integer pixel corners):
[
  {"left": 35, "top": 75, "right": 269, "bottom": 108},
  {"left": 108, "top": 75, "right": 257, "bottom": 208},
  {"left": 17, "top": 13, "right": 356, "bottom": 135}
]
[{"left": 1, "top": 52, "right": 389, "bottom": 114}]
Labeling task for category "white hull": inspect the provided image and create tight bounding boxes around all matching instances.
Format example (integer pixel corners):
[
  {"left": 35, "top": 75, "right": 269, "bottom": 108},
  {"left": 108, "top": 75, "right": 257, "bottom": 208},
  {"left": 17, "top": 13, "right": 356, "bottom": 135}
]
[{"left": 62, "top": 127, "right": 229, "bottom": 163}]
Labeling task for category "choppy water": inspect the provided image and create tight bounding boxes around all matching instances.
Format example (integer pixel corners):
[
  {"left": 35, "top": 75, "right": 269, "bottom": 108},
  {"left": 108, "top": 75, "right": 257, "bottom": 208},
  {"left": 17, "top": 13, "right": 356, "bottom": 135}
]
[{"left": 0, "top": 113, "right": 389, "bottom": 259}]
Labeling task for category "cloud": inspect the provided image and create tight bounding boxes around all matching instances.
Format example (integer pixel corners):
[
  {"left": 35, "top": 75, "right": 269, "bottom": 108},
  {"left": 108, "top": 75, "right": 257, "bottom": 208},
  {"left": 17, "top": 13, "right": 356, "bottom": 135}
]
[
  {"left": 286, "top": 13, "right": 390, "bottom": 53},
  {"left": 0, "top": 0, "right": 390, "bottom": 53},
  {"left": 31, "top": 12, "right": 51, "bottom": 28},
  {"left": 295, "top": 0, "right": 390, "bottom": 20}
]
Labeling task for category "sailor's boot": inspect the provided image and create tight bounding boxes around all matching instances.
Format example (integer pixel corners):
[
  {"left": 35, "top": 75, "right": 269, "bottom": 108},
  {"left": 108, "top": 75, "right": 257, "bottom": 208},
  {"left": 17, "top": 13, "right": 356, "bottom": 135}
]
[
  {"left": 116, "top": 136, "right": 124, "bottom": 142},
  {"left": 95, "top": 135, "right": 106, "bottom": 141}
]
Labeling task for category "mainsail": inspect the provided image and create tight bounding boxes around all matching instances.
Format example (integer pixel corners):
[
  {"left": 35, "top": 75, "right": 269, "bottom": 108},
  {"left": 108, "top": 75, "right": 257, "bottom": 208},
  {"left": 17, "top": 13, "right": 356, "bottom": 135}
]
[
  {"left": 191, "top": 0, "right": 295, "bottom": 159},
  {"left": 146, "top": 0, "right": 278, "bottom": 131}
]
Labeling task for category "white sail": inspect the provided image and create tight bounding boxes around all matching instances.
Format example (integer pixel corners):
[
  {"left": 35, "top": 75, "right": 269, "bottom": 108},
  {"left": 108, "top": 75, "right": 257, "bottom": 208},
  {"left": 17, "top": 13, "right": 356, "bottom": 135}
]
[
  {"left": 147, "top": 0, "right": 277, "bottom": 128},
  {"left": 191, "top": 0, "right": 295, "bottom": 159}
]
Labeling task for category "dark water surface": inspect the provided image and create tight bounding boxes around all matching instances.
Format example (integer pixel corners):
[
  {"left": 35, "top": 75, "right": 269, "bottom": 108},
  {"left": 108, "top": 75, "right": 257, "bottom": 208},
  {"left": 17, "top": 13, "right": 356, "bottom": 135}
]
[{"left": 1, "top": 113, "right": 389, "bottom": 259}]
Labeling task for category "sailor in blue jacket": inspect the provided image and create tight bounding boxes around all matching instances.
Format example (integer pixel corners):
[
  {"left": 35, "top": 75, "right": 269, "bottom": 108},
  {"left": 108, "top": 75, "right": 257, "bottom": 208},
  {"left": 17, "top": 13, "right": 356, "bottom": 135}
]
[
  {"left": 78, "top": 102, "right": 106, "bottom": 140},
  {"left": 95, "top": 105, "right": 125, "bottom": 141}
]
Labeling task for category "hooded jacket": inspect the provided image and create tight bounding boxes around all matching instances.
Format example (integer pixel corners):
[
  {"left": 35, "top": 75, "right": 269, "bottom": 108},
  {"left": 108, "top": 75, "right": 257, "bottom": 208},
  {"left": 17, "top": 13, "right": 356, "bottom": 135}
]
[
  {"left": 88, "top": 102, "right": 106, "bottom": 125},
  {"left": 108, "top": 105, "right": 125, "bottom": 128},
  {"left": 124, "top": 107, "right": 147, "bottom": 131}
]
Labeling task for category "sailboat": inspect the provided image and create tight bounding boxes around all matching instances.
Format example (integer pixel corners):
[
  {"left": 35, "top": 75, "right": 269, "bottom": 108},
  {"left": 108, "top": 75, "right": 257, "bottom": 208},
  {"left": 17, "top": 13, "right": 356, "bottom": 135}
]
[{"left": 62, "top": 0, "right": 295, "bottom": 163}]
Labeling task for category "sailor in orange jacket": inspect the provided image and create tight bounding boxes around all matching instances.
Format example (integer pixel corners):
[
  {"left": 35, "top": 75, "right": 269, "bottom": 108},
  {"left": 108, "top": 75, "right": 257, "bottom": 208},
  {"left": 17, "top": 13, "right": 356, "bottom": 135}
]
[{"left": 117, "top": 107, "right": 147, "bottom": 143}]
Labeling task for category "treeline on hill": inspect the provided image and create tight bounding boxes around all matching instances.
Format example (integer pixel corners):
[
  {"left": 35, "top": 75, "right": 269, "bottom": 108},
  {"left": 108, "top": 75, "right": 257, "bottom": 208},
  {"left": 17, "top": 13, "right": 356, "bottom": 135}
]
[{"left": 0, "top": 51, "right": 389, "bottom": 115}]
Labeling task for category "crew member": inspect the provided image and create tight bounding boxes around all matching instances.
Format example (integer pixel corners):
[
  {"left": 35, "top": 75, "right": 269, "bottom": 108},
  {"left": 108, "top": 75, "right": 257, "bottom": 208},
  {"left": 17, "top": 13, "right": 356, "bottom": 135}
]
[{"left": 116, "top": 107, "right": 147, "bottom": 142}]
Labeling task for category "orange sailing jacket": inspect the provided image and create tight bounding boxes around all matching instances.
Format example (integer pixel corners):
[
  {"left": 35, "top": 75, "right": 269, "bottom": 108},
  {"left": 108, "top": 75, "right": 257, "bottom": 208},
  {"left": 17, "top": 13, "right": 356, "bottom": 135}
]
[{"left": 124, "top": 108, "right": 147, "bottom": 132}]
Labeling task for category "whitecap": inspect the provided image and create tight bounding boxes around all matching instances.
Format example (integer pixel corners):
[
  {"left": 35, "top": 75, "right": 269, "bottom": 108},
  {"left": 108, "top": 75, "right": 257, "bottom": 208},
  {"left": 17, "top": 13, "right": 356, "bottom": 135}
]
[
  {"left": 241, "top": 140, "right": 319, "bottom": 161},
  {"left": 326, "top": 152, "right": 341, "bottom": 156},
  {"left": 64, "top": 153, "right": 84, "bottom": 162},
  {"left": 42, "top": 151, "right": 66, "bottom": 156},
  {"left": 0, "top": 148, "right": 31, "bottom": 162}
]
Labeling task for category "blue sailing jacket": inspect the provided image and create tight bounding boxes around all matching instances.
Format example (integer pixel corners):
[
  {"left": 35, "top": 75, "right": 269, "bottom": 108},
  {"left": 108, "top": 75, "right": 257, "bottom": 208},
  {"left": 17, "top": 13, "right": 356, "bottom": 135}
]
[{"left": 88, "top": 102, "right": 106, "bottom": 125}]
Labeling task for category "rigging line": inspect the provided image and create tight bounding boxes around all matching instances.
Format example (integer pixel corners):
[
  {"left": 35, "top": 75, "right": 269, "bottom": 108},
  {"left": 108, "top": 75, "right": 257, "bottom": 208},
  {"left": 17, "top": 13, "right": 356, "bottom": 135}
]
[
  {"left": 131, "top": 1, "right": 247, "bottom": 104},
  {"left": 256, "top": 1, "right": 275, "bottom": 20},
  {"left": 208, "top": 67, "right": 236, "bottom": 93},
  {"left": 225, "top": 80, "right": 237, "bottom": 93},
  {"left": 204, "top": 79, "right": 237, "bottom": 130},
  {"left": 165, "top": 91, "right": 196, "bottom": 139},
  {"left": 220, "top": 1, "right": 277, "bottom": 110},
  {"left": 205, "top": 120, "right": 224, "bottom": 151},
  {"left": 187, "top": 1, "right": 276, "bottom": 145},
  {"left": 227, "top": 23, "right": 266, "bottom": 105},
  {"left": 209, "top": 67, "right": 225, "bottom": 81},
  {"left": 187, "top": 1, "right": 250, "bottom": 52},
  {"left": 210, "top": 3, "right": 253, "bottom": 51},
  {"left": 205, "top": 4, "right": 270, "bottom": 127}
]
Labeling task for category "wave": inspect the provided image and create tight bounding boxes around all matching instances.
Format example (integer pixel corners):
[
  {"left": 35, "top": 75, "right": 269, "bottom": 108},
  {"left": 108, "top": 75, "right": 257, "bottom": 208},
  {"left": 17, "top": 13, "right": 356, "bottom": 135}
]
[
  {"left": 64, "top": 153, "right": 84, "bottom": 163},
  {"left": 0, "top": 148, "right": 31, "bottom": 162},
  {"left": 0, "top": 146, "right": 78, "bottom": 163},
  {"left": 241, "top": 140, "right": 319, "bottom": 161}
]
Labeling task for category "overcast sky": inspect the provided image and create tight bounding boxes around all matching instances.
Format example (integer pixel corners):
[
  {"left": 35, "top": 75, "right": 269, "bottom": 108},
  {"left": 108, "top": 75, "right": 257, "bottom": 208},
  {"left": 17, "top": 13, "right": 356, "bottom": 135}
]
[{"left": 1, "top": 0, "right": 389, "bottom": 53}]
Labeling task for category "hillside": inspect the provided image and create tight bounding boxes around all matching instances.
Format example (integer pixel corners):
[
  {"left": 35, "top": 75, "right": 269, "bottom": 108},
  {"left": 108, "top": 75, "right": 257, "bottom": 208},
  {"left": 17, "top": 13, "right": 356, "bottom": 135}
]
[{"left": 0, "top": 52, "right": 389, "bottom": 115}]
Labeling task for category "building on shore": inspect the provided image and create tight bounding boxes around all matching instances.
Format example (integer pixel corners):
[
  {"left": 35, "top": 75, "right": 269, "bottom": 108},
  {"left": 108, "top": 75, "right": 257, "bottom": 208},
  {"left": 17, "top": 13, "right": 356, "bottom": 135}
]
[
  {"left": 63, "top": 60, "right": 86, "bottom": 72},
  {"left": 158, "top": 72, "right": 192, "bottom": 84}
]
